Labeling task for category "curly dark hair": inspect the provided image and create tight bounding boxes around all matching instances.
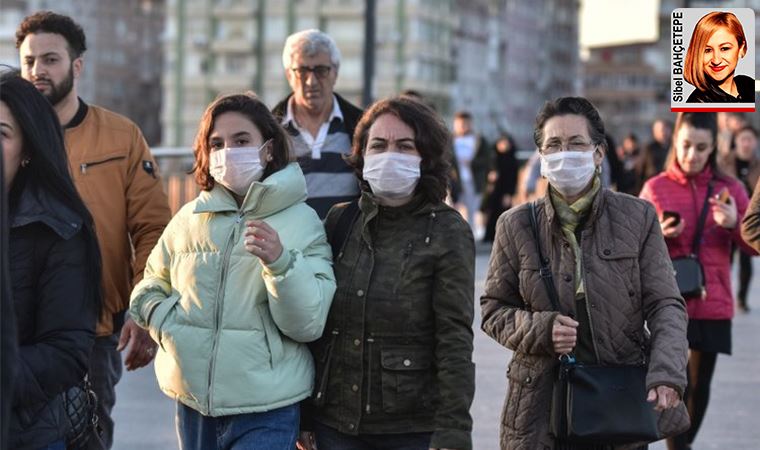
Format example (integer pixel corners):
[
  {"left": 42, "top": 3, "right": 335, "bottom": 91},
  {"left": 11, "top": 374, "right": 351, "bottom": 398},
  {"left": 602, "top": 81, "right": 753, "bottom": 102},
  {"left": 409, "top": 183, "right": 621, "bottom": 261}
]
[
  {"left": 191, "top": 92, "right": 292, "bottom": 191},
  {"left": 16, "top": 11, "right": 87, "bottom": 59},
  {"left": 347, "top": 96, "right": 451, "bottom": 203}
]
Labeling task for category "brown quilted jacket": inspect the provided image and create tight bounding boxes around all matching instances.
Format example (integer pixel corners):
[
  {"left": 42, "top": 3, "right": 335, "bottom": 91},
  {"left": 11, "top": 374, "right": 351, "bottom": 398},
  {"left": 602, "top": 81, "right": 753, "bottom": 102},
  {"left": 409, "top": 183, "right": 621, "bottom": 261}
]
[{"left": 481, "top": 188, "right": 689, "bottom": 450}]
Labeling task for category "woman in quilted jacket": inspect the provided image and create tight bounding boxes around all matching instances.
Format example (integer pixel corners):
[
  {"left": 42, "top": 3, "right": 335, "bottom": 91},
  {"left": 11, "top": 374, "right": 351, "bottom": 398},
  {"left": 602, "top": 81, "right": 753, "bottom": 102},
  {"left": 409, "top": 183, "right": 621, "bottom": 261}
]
[
  {"left": 639, "top": 112, "right": 755, "bottom": 450},
  {"left": 129, "top": 93, "right": 335, "bottom": 450},
  {"left": 2, "top": 71, "right": 101, "bottom": 449},
  {"left": 481, "top": 97, "right": 689, "bottom": 450}
]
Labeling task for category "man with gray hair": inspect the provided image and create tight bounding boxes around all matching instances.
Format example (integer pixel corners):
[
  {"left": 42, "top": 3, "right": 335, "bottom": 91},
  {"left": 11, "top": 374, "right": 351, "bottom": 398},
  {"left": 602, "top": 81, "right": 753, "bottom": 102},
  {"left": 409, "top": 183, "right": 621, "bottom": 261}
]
[{"left": 273, "top": 29, "right": 362, "bottom": 218}]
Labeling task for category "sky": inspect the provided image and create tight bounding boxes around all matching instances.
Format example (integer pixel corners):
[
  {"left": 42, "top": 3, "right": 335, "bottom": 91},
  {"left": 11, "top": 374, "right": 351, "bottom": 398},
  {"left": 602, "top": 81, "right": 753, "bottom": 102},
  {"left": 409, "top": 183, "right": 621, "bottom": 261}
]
[{"left": 580, "top": 0, "right": 660, "bottom": 49}]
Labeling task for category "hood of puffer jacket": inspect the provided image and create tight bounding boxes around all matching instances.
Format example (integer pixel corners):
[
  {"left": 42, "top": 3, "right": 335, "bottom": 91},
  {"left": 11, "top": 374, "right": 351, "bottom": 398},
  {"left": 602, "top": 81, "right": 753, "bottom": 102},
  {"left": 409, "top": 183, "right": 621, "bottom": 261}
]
[{"left": 194, "top": 162, "right": 307, "bottom": 217}]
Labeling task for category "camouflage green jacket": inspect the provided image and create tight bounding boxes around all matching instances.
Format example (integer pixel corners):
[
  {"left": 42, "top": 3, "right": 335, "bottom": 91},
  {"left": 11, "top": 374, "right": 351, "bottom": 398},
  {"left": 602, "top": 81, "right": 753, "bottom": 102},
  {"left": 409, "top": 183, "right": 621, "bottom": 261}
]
[{"left": 311, "top": 191, "right": 475, "bottom": 450}]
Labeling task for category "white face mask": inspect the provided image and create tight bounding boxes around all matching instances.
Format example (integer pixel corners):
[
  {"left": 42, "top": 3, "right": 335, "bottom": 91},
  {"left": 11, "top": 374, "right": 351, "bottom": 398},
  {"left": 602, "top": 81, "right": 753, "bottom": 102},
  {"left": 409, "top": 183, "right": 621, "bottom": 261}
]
[
  {"left": 363, "top": 152, "right": 422, "bottom": 199},
  {"left": 209, "top": 141, "right": 270, "bottom": 196},
  {"left": 540, "top": 150, "right": 598, "bottom": 197}
]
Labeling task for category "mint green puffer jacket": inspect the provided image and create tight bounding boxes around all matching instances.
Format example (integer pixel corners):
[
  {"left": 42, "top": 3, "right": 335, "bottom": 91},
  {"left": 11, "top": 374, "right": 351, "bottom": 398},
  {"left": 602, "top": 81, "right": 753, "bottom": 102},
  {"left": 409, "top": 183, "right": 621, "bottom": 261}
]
[{"left": 129, "top": 163, "right": 335, "bottom": 416}]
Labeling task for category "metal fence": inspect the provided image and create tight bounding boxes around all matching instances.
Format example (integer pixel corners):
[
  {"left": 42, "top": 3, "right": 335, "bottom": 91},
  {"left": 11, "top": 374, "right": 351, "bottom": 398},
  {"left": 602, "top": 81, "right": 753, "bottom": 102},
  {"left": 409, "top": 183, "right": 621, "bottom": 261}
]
[{"left": 152, "top": 147, "right": 199, "bottom": 214}]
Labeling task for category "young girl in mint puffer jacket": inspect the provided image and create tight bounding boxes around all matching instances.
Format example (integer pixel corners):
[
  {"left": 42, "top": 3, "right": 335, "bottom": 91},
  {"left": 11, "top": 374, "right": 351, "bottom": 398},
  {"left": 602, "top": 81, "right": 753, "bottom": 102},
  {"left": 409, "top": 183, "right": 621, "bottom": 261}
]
[{"left": 130, "top": 93, "right": 335, "bottom": 450}]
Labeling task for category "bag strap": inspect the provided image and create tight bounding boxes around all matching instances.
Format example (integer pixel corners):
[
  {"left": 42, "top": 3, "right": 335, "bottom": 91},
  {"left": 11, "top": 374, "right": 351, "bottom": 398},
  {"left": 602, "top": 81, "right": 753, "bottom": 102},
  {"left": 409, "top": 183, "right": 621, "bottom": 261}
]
[
  {"left": 691, "top": 181, "right": 714, "bottom": 256},
  {"left": 328, "top": 199, "right": 360, "bottom": 260},
  {"left": 528, "top": 202, "right": 562, "bottom": 313}
]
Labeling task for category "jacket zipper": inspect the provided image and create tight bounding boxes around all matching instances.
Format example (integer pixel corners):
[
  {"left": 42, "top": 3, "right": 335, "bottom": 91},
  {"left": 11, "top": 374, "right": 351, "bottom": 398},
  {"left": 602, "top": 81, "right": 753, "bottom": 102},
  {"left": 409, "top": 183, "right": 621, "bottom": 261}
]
[
  {"left": 580, "top": 234, "right": 601, "bottom": 364},
  {"left": 207, "top": 210, "right": 245, "bottom": 413},
  {"left": 393, "top": 242, "right": 414, "bottom": 295},
  {"left": 365, "top": 336, "right": 375, "bottom": 414},
  {"left": 79, "top": 155, "right": 126, "bottom": 174}
]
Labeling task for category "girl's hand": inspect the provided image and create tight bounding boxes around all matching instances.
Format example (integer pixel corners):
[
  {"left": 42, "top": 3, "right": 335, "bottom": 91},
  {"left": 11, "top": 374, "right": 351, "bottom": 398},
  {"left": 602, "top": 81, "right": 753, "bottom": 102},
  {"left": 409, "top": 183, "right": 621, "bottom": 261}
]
[
  {"left": 660, "top": 215, "right": 685, "bottom": 238},
  {"left": 710, "top": 194, "right": 737, "bottom": 229},
  {"left": 244, "top": 220, "right": 283, "bottom": 264}
]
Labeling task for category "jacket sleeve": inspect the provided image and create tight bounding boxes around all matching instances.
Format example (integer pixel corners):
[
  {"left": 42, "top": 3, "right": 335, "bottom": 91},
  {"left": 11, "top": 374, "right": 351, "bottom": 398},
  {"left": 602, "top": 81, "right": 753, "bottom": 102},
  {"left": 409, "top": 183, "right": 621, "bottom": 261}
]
[
  {"left": 125, "top": 125, "right": 171, "bottom": 289},
  {"left": 741, "top": 178, "right": 760, "bottom": 252},
  {"left": 129, "top": 223, "right": 176, "bottom": 343},
  {"left": 13, "top": 231, "right": 97, "bottom": 408},
  {"left": 638, "top": 204, "right": 688, "bottom": 396},
  {"left": 429, "top": 217, "right": 476, "bottom": 450},
  {"left": 481, "top": 212, "right": 559, "bottom": 357},
  {"left": 729, "top": 181, "right": 758, "bottom": 255},
  {"left": 261, "top": 214, "right": 336, "bottom": 343}
]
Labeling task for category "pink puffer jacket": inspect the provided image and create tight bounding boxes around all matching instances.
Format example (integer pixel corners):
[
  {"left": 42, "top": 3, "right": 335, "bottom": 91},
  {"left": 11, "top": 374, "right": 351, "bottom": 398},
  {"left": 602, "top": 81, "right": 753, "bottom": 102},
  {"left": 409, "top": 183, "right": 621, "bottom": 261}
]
[{"left": 640, "top": 164, "right": 756, "bottom": 320}]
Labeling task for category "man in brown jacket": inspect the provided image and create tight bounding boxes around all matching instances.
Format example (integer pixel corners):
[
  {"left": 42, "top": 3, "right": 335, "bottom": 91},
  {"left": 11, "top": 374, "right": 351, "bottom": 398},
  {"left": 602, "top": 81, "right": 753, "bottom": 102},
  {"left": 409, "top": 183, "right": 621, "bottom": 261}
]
[{"left": 17, "top": 12, "right": 171, "bottom": 448}]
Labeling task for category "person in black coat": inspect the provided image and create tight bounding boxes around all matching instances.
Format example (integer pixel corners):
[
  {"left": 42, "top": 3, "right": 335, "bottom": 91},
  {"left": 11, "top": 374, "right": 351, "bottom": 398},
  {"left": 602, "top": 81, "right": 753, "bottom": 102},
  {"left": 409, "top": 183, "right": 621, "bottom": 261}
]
[
  {"left": 1, "top": 70, "right": 101, "bottom": 449},
  {"left": 481, "top": 132, "right": 519, "bottom": 242}
]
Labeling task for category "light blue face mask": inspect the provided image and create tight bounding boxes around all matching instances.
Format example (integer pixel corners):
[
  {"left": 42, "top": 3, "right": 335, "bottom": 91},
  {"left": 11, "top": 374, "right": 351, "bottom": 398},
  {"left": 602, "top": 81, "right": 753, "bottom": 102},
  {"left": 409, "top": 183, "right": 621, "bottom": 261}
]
[
  {"left": 209, "top": 140, "right": 270, "bottom": 196},
  {"left": 362, "top": 152, "right": 422, "bottom": 199},
  {"left": 540, "top": 149, "right": 598, "bottom": 197}
]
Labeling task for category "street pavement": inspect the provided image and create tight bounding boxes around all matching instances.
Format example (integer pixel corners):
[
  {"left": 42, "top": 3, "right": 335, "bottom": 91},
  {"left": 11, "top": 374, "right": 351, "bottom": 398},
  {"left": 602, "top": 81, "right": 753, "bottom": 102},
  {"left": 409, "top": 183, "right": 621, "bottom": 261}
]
[{"left": 112, "top": 249, "right": 760, "bottom": 449}]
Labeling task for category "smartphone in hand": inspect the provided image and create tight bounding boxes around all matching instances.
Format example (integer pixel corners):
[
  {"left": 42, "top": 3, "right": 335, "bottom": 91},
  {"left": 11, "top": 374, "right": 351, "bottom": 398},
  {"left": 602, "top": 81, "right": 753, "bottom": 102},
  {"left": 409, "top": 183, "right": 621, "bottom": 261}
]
[
  {"left": 662, "top": 211, "right": 681, "bottom": 226},
  {"left": 716, "top": 188, "right": 731, "bottom": 204}
]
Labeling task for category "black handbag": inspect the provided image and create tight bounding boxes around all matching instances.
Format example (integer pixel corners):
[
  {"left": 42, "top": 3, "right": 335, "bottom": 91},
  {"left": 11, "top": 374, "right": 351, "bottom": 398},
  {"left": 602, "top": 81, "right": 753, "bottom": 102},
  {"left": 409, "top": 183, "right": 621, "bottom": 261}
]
[
  {"left": 670, "top": 181, "right": 713, "bottom": 299},
  {"left": 528, "top": 202, "right": 660, "bottom": 445},
  {"left": 63, "top": 377, "right": 104, "bottom": 450}
]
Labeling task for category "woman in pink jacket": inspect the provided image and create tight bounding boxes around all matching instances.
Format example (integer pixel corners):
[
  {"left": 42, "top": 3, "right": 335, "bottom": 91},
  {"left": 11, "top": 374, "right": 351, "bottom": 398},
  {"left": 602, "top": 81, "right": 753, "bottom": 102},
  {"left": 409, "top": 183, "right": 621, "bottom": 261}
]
[{"left": 640, "top": 112, "right": 755, "bottom": 450}]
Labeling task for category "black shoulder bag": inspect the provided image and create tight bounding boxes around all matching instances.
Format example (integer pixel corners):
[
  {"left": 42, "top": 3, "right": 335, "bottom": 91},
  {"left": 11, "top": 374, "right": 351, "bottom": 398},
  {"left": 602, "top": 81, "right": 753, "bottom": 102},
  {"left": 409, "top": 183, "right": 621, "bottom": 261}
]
[
  {"left": 327, "top": 199, "right": 360, "bottom": 261},
  {"left": 671, "top": 181, "right": 713, "bottom": 299},
  {"left": 528, "top": 202, "right": 660, "bottom": 445}
]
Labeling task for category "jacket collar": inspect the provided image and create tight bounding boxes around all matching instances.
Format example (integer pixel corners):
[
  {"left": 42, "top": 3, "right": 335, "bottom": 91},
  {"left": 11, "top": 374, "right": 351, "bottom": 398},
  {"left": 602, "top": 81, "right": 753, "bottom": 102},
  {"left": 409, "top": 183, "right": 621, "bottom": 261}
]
[
  {"left": 193, "top": 163, "right": 307, "bottom": 217},
  {"left": 666, "top": 161, "right": 714, "bottom": 186},
  {"left": 542, "top": 178, "right": 606, "bottom": 231},
  {"left": 357, "top": 190, "right": 439, "bottom": 247},
  {"left": 10, "top": 179, "right": 82, "bottom": 239}
]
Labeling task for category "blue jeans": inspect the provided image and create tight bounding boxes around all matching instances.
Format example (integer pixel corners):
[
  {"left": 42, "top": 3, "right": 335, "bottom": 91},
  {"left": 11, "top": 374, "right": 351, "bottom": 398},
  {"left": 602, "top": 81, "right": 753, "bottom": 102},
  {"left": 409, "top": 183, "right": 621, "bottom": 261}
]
[
  {"left": 313, "top": 421, "right": 432, "bottom": 450},
  {"left": 38, "top": 440, "right": 66, "bottom": 450},
  {"left": 176, "top": 402, "right": 299, "bottom": 450}
]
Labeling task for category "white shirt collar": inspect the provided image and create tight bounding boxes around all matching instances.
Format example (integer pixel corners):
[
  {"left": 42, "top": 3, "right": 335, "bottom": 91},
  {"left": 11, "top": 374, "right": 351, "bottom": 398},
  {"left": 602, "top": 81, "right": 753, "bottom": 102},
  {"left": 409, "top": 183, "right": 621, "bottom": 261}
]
[{"left": 283, "top": 94, "right": 343, "bottom": 127}]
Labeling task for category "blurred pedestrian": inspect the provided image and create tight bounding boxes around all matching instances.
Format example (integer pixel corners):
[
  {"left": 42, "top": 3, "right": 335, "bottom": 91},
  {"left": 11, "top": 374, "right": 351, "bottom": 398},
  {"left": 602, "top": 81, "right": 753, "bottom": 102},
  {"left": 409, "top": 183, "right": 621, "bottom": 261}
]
[
  {"left": 641, "top": 118, "right": 673, "bottom": 181},
  {"left": 452, "top": 111, "right": 490, "bottom": 237},
  {"left": 16, "top": 12, "right": 171, "bottom": 448},
  {"left": 615, "top": 132, "right": 645, "bottom": 195},
  {"left": 639, "top": 112, "right": 755, "bottom": 450},
  {"left": 482, "top": 96, "right": 688, "bottom": 449},
  {"left": 719, "top": 125, "right": 759, "bottom": 312},
  {"left": 272, "top": 29, "right": 362, "bottom": 218},
  {"left": 481, "top": 132, "right": 519, "bottom": 242},
  {"left": 130, "top": 93, "right": 335, "bottom": 449},
  {"left": 2, "top": 70, "right": 101, "bottom": 449},
  {"left": 299, "top": 96, "right": 475, "bottom": 450}
]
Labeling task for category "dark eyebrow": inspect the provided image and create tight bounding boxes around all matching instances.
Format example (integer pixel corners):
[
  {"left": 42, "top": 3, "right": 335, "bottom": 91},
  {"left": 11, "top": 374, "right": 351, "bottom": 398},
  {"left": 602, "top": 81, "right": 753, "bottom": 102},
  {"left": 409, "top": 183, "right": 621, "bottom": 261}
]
[{"left": 232, "top": 131, "right": 251, "bottom": 139}]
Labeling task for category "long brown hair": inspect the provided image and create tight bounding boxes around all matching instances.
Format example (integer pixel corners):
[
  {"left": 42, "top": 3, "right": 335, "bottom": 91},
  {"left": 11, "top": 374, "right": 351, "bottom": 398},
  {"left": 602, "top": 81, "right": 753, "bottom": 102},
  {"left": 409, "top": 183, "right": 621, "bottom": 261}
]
[
  {"left": 347, "top": 96, "right": 451, "bottom": 203},
  {"left": 191, "top": 92, "right": 292, "bottom": 190}
]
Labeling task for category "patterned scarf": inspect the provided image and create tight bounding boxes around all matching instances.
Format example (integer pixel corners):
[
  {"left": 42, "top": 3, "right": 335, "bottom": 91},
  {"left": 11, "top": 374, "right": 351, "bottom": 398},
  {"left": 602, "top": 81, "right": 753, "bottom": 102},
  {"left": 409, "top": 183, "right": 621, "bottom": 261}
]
[{"left": 550, "top": 175, "right": 601, "bottom": 296}]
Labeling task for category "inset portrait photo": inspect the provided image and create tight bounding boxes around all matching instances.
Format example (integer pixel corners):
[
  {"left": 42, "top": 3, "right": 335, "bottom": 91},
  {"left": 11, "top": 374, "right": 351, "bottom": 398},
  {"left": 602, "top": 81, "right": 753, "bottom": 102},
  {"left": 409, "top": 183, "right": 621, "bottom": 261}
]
[{"left": 671, "top": 8, "right": 755, "bottom": 112}]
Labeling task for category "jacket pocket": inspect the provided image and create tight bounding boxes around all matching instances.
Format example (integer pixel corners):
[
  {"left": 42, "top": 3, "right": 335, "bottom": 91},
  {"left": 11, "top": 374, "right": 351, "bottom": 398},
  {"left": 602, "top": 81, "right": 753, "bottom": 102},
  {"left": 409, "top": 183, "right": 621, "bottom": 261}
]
[
  {"left": 258, "top": 304, "right": 284, "bottom": 368},
  {"left": 78, "top": 151, "right": 127, "bottom": 175},
  {"left": 380, "top": 346, "right": 433, "bottom": 414},
  {"left": 503, "top": 358, "right": 542, "bottom": 432}
]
